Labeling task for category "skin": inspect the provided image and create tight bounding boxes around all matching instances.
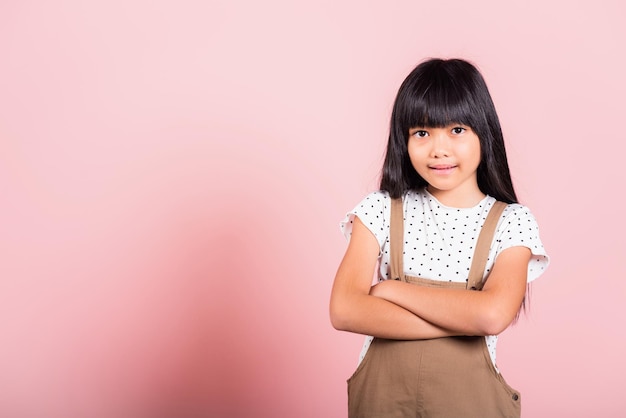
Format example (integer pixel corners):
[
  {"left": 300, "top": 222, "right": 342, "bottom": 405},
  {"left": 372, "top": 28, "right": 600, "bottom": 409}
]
[
  {"left": 329, "top": 124, "right": 530, "bottom": 338},
  {"left": 408, "top": 124, "right": 484, "bottom": 208}
]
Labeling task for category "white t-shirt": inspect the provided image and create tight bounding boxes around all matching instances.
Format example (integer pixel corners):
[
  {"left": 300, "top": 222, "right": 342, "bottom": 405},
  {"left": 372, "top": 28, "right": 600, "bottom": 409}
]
[{"left": 340, "top": 189, "right": 550, "bottom": 368}]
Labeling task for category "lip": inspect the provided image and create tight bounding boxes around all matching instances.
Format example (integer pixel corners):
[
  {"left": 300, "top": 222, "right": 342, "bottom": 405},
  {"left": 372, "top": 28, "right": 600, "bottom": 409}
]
[{"left": 429, "top": 164, "right": 457, "bottom": 175}]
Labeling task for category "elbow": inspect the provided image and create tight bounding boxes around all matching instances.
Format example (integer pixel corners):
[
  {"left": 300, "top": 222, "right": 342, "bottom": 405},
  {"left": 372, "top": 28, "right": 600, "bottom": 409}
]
[
  {"left": 329, "top": 299, "right": 353, "bottom": 332},
  {"left": 475, "top": 307, "right": 513, "bottom": 336},
  {"left": 330, "top": 314, "right": 347, "bottom": 332},
  {"left": 329, "top": 306, "right": 347, "bottom": 331}
]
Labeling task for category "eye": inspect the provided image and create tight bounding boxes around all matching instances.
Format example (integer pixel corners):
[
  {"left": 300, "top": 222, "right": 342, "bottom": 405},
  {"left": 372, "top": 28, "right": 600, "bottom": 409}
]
[
  {"left": 411, "top": 130, "right": 429, "bottom": 138},
  {"left": 451, "top": 126, "right": 466, "bottom": 135}
]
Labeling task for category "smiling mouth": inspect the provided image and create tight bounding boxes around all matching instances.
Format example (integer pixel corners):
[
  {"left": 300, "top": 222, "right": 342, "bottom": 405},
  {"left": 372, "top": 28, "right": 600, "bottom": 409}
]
[
  {"left": 428, "top": 165, "right": 457, "bottom": 175},
  {"left": 430, "top": 165, "right": 457, "bottom": 170}
]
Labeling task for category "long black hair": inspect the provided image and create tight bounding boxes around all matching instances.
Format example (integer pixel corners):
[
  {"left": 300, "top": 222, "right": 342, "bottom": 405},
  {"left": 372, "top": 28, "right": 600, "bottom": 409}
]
[{"left": 380, "top": 58, "right": 518, "bottom": 204}]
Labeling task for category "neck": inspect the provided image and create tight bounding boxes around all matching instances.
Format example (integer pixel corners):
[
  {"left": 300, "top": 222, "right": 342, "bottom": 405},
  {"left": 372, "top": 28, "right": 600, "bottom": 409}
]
[{"left": 426, "top": 186, "right": 486, "bottom": 208}]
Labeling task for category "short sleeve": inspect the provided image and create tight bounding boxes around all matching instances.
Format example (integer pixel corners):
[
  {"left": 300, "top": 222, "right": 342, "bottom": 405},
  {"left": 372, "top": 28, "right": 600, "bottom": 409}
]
[
  {"left": 339, "top": 191, "right": 391, "bottom": 254},
  {"left": 496, "top": 205, "right": 550, "bottom": 282}
]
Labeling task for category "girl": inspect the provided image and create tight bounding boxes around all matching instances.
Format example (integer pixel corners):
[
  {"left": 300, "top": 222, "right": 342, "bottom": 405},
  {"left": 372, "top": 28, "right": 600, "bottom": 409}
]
[{"left": 330, "top": 58, "right": 549, "bottom": 417}]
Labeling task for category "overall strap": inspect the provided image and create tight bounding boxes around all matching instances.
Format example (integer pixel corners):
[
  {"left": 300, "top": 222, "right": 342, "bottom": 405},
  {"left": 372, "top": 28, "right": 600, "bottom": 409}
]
[
  {"left": 389, "top": 197, "right": 507, "bottom": 289},
  {"left": 467, "top": 201, "right": 507, "bottom": 290},
  {"left": 389, "top": 197, "right": 405, "bottom": 281}
]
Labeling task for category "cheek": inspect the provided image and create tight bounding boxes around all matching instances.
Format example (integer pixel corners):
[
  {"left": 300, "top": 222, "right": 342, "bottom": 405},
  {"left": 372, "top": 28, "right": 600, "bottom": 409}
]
[
  {"left": 474, "top": 145, "right": 483, "bottom": 165},
  {"left": 466, "top": 146, "right": 482, "bottom": 163},
  {"left": 460, "top": 142, "right": 481, "bottom": 164},
  {"left": 407, "top": 141, "right": 424, "bottom": 160},
  {"left": 407, "top": 145, "right": 422, "bottom": 167},
  {"left": 407, "top": 149, "right": 428, "bottom": 175}
]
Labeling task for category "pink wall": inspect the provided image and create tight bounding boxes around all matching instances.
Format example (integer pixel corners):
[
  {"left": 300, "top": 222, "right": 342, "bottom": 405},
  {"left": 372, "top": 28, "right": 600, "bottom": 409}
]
[{"left": 1, "top": 1, "right": 624, "bottom": 417}]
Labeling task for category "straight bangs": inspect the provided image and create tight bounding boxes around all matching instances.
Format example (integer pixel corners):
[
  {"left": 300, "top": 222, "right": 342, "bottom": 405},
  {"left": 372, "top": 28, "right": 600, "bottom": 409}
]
[{"left": 397, "top": 79, "right": 480, "bottom": 134}]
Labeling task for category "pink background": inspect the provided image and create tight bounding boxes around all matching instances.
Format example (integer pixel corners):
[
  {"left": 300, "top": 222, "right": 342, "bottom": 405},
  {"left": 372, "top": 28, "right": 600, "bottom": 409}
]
[{"left": 1, "top": 1, "right": 624, "bottom": 417}]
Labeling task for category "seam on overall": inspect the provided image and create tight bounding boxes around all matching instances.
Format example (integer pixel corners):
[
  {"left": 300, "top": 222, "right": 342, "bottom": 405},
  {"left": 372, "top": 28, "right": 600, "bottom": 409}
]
[
  {"left": 414, "top": 339, "right": 426, "bottom": 417},
  {"left": 346, "top": 338, "right": 376, "bottom": 384},
  {"left": 479, "top": 337, "right": 519, "bottom": 397}
]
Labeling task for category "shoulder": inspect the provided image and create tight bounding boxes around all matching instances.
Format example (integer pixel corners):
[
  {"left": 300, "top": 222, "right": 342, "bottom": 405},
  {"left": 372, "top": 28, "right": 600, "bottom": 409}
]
[
  {"left": 494, "top": 201, "right": 550, "bottom": 281},
  {"left": 499, "top": 202, "right": 542, "bottom": 231},
  {"left": 339, "top": 191, "right": 391, "bottom": 249},
  {"left": 353, "top": 190, "right": 391, "bottom": 213},
  {"left": 346, "top": 190, "right": 391, "bottom": 230}
]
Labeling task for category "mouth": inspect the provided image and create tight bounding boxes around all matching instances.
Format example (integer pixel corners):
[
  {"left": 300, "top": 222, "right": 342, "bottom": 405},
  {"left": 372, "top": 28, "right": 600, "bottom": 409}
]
[{"left": 429, "top": 164, "right": 457, "bottom": 174}]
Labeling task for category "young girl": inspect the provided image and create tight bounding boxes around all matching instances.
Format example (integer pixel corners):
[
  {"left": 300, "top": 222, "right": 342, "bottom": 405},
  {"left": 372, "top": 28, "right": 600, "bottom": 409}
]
[{"left": 330, "top": 58, "right": 549, "bottom": 417}]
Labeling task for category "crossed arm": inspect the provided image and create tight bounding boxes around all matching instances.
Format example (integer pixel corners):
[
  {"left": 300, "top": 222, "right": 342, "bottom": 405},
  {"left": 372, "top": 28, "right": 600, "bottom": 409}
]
[{"left": 329, "top": 216, "right": 531, "bottom": 340}]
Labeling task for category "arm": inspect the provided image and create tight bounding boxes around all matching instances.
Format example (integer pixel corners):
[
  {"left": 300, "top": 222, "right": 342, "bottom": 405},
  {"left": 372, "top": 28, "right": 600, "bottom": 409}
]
[
  {"left": 370, "top": 246, "right": 531, "bottom": 336},
  {"left": 329, "top": 216, "right": 460, "bottom": 340}
]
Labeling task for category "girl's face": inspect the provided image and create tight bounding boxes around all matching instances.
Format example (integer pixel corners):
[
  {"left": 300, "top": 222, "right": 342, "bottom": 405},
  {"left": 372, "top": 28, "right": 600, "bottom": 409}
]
[{"left": 407, "top": 124, "right": 483, "bottom": 207}]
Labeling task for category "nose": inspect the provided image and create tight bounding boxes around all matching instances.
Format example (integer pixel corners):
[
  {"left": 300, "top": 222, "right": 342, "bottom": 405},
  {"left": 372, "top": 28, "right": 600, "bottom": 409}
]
[{"left": 429, "top": 132, "right": 450, "bottom": 158}]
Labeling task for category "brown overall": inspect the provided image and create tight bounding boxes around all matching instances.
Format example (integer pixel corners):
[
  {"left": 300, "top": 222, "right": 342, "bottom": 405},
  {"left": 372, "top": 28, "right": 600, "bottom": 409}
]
[{"left": 347, "top": 198, "right": 521, "bottom": 418}]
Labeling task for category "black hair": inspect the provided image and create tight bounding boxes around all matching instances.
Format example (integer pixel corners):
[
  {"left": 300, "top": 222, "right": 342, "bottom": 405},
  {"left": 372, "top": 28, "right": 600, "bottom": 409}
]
[{"left": 379, "top": 58, "right": 518, "bottom": 204}]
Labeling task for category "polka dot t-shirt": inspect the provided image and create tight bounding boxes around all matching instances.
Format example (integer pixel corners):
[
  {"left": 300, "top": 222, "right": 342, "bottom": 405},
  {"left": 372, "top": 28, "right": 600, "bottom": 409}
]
[{"left": 340, "top": 189, "right": 550, "bottom": 368}]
